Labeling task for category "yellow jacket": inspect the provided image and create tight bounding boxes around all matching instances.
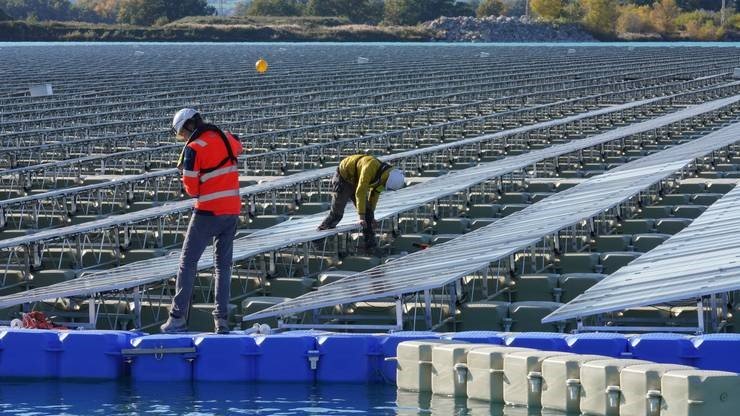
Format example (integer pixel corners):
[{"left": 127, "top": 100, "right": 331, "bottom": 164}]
[{"left": 338, "top": 154, "right": 391, "bottom": 216}]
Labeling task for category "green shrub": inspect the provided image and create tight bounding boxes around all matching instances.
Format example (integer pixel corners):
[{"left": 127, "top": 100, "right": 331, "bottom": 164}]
[
  {"left": 581, "top": 0, "right": 619, "bottom": 36},
  {"left": 477, "top": 0, "right": 507, "bottom": 17},
  {"left": 243, "top": 0, "right": 303, "bottom": 16},
  {"left": 305, "top": 0, "right": 383, "bottom": 24},
  {"left": 530, "top": 0, "right": 563, "bottom": 21},
  {"left": 383, "top": 0, "right": 473, "bottom": 26},
  {"left": 650, "top": 0, "right": 680, "bottom": 35},
  {"left": 616, "top": 4, "right": 655, "bottom": 34},
  {"left": 730, "top": 13, "right": 740, "bottom": 31}
]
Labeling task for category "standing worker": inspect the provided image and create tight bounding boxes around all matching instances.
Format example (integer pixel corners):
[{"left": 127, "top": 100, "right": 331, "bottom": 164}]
[
  {"left": 161, "top": 108, "right": 243, "bottom": 334},
  {"left": 317, "top": 154, "right": 405, "bottom": 251}
]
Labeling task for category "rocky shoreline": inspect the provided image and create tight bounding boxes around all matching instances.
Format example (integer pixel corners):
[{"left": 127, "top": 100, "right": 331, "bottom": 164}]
[{"left": 428, "top": 16, "right": 597, "bottom": 42}]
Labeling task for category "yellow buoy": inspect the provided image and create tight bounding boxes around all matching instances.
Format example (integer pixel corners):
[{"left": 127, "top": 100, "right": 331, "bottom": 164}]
[{"left": 255, "top": 58, "right": 268, "bottom": 74}]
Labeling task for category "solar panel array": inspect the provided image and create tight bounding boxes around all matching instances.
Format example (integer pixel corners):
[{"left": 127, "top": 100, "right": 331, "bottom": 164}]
[
  {"left": 245, "top": 121, "right": 740, "bottom": 321},
  {"left": 543, "top": 181, "right": 740, "bottom": 324},
  {"left": 3, "top": 44, "right": 740, "bottom": 332}
]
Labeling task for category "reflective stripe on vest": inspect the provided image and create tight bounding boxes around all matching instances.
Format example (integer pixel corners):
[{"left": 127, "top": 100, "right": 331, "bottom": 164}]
[
  {"left": 200, "top": 165, "right": 238, "bottom": 183},
  {"left": 192, "top": 139, "right": 208, "bottom": 147},
  {"left": 182, "top": 169, "right": 199, "bottom": 178},
  {"left": 198, "top": 189, "right": 240, "bottom": 203}
]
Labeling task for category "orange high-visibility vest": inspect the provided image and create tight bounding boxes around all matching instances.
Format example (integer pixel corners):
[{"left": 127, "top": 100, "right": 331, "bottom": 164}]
[{"left": 180, "top": 126, "right": 243, "bottom": 216}]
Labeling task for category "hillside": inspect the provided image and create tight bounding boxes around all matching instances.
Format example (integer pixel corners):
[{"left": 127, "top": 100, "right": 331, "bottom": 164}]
[{"left": 0, "top": 16, "right": 436, "bottom": 42}]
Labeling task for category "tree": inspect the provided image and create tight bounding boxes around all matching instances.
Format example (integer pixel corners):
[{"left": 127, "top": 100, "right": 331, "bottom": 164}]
[
  {"left": 650, "top": 0, "right": 680, "bottom": 35},
  {"left": 683, "top": 18, "right": 724, "bottom": 39},
  {"left": 233, "top": 1, "right": 252, "bottom": 16},
  {"left": 117, "top": 0, "right": 163, "bottom": 25},
  {"left": 581, "top": 0, "right": 619, "bottom": 35},
  {"left": 74, "top": 0, "right": 122, "bottom": 22},
  {"left": 477, "top": 0, "right": 507, "bottom": 17},
  {"left": 116, "top": 0, "right": 214, "bottom": 25},
  {"left": 530, "top": 0, "right": 563, "bottom": 21},
  {"left": 0, "top": 0, "right": 75, "bottom": 21},
  {"left": 307, "top": 0, "right": 355, "bottom": 21},
  {"left": 447, "top": 0, "right": 476, "bottom": 17},
  {"left": 305, "top": 0, "right": 382, "bottom": 23},
  {"left": 384, "top": 0, "right": 428, "bottom": 25},
  {"left": 163, "top": 0, "right": 214, "bottom": 21},
  {"left": 244, "top": 0, "right": 303, "bottom": 16},
  {"left": 675, "top": 0, "right": 722, "bottom": 12},
  {"left": 0, "top": 7, "right": 11, "bottom": 20},
  {"left": 383, "top": 0, "right": 473, "bottom": 25},
  {"left": 364, "top": 0, "right": 385, "bottom": 24},
  {"left": 616, "top": 4, "right": 655, "bottom": 34},
  {"left": 561, "top": 0, "right": 585, "bottom": 21},
  {"left": 501, "top": 0, "right": 526, "bottom": 16},
  {"left": 731, "top": 13, "right": 740, "bottom": 30}
]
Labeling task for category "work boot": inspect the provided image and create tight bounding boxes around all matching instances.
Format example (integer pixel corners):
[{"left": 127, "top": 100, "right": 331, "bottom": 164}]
[
  {"left": 364, "top": 246, "right": 384, "bottom": 258},
  {"left": 214, "top": 317, "right": 230, "bottom": 334},
  {"left": 160, "top": 315, "right": 187, "bottom": 333},
  {"left": 363, "top": 232, "right": 377, "bottom": 251}
]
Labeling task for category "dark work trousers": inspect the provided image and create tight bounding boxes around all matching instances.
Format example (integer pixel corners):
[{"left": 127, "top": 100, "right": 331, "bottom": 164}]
[
  {"left": 170, "top": 213, "right": 239, "bottom": 321},
  {"left": 319, "top": 171, "right": 377, "bottom": 249}
]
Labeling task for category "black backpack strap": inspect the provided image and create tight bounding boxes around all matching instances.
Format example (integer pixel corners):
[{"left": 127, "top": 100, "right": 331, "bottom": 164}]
[
  {"left": 371, "top": 161, "right": 392, "bottom": 187},
  {"left": 351, "top": 155, "right": 389, "bottom": 186},
  {"left": 191, "top": 124, "right": 239, "bottom": 175}
]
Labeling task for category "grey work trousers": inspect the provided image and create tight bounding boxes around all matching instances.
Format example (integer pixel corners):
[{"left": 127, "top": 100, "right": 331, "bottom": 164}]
[
  {"left": 319, "top": 171, "right": 376, "bottom": 249},
  {"left": 170, "top": 213, "right": 238, "bottom": 320}
]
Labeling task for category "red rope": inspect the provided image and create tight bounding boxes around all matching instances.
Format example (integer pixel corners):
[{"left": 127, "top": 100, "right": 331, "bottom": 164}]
[{"left": 20, "top": 311, "right": 66, "bottom": 330}]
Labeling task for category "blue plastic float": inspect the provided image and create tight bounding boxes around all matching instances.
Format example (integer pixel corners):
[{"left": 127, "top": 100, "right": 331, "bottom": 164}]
[
  {"left": 1, "top": 328, "right": 738, "bottom": 383},
  {"left": 254, "top": 333, "right": 316, "bottom": 382},
  {"left": 441, "top": 331, "right": 505, "bottom": 344},
  {"left": 316, "top": 334, "right": 382, "bottom": 383},
  {"left": 565, "top": 332, "right": 630, "bottom": 357},
  {"left": 193, "top": 334, "right": 258, "bottom": 381},
  {"left": 0, "top": 329, "right": 62, "bottom": 378},
  {"left": 504, "top": 332, "right": 569, "bottom": 351},
  {"left": 691, "top": 333, "right": 740, "bottom": 372},
  {"left": 629, "top": 333, "right": 699, "bottom": 365},
  {"left": 58, "top": 330, "right": 132, "bottom": 379},
  {"left": 129, "top": 334, "right": 196, "bottom": 382}
]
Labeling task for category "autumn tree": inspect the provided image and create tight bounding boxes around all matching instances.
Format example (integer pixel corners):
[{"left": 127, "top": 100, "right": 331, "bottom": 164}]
[
  {"left": 75, "top": 0, "right": 121, "bottom": 22},
  {"left": 616, "top": 4, "right": 655, "bottom": 34},
  {"left": 477, "top": 0, "right": 507, "bottom": 17},
  {"left": 650, "top": 0, "right": 680, "bottom": 35},
  {"left": 581, "top": 0, "right": 619, "bottom": 35},
  {"left": 530, "top": 0, "right": 563, "bottom": 21}
]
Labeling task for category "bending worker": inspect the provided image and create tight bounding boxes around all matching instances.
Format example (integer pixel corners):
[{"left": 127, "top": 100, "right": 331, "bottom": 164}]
[
  {"left": 318, "top": 154, "right": 405, "bottom": 250},
  {"left": 161, "top": 108, "right": 243, "bottom": 334}
]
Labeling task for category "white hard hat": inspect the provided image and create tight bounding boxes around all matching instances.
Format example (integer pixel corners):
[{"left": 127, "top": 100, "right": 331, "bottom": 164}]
[
  {"left": 172, "top": 108, "right": 199, "bottom": 135},
  {"left": 385, "top": 169, "right": 405, "bottom": 191}
]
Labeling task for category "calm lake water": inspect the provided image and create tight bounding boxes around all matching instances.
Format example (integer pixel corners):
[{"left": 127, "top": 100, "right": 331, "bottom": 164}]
[{"left": 0, "top": 380, "right": 575, "bottom": 416}]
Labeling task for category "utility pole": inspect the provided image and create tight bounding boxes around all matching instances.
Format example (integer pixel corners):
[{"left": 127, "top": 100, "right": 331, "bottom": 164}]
[{"left": 721, "top": 0, "right": 726, "bottom": 26}]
